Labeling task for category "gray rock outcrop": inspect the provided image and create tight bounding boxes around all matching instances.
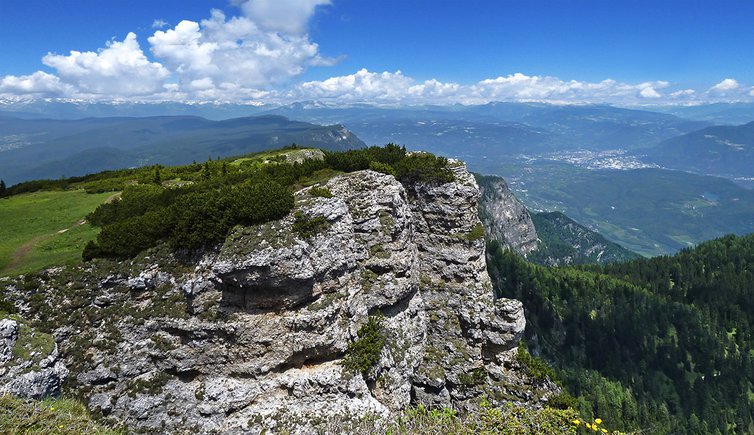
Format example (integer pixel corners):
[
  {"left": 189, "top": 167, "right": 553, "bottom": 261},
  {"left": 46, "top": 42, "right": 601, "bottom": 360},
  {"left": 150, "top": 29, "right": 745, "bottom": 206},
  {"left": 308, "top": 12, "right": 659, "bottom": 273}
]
[
  {"left": 0, "top": 318, "right": 69, "bottom": 399},
  {"left": 2, "top": 162, "right": 555, "bottom": 433}
]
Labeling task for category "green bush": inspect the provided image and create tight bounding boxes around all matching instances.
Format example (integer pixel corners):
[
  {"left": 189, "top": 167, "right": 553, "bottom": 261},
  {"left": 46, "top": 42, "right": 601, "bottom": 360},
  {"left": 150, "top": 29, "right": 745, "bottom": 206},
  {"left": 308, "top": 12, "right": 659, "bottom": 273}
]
[
  {"left": 292, "top": 212, "right": 329, "bottom": 239},
  {"left": 343, "top": 314, "right": 385, "bottom": 375},
  {"left": 394, "top": 153, "right": 455, "bottom": 185},
  {"left": 368, "top": 161, "right": 397, "bottom": 177}
]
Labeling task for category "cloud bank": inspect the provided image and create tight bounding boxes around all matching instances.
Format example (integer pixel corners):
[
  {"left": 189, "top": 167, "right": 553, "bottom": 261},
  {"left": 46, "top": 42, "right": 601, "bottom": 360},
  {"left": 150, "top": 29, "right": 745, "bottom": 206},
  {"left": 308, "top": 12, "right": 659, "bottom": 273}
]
[{"left": 1, "top": 1, "right": 753, "bottom": 106}]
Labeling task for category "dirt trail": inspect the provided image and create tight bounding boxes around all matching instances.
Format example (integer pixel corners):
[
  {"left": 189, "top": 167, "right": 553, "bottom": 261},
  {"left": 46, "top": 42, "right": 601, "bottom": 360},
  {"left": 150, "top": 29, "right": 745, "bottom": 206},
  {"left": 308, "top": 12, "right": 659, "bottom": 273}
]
[
  {"left": 5, "top": 235, "right": 49, "bottom": 273},
  {"left": 3, "top": 192, "right": 117, "bottom": 274}
]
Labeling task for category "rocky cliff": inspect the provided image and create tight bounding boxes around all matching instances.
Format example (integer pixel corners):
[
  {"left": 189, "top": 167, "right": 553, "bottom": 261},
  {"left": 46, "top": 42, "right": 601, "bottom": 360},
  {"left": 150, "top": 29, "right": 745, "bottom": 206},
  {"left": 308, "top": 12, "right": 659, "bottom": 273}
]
[
  {"left": 476, "top": 174, "right": 539, "bottom": 256},
  {"left": 1, "top": 162, "right": 556, "bottom": 433}
]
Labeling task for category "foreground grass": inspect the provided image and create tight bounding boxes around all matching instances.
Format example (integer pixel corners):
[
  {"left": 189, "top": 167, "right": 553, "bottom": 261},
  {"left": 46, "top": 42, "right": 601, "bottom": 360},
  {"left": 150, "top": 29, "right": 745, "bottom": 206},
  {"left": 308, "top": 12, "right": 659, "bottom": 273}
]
[
  {"left": 0, "top": 395, "right": 121, "bottom": 435},
  {"left": 0, "top": 190, "right": 112, "bottom": 275},
  {"left": 316, "top": 402, "right": 588, "bottom": 435}
]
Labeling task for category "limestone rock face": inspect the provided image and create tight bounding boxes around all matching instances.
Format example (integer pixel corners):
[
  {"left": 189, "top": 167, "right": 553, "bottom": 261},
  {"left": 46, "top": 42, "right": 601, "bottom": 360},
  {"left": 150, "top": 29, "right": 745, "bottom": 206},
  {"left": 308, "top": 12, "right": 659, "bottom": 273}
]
[
  {"left": 0, "top": 318, "right": 69, "bottom": 400},
  {"left": 476, "top": 174, "right": 539, "bottom": 256},
  {"left": 2, "top": 163, "right": 554, "bottom": 434}
]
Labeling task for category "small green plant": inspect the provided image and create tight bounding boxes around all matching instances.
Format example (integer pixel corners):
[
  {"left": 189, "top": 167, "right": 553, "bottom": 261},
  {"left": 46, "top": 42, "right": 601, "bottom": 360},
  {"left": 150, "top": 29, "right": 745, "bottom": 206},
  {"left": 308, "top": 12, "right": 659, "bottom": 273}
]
[
  {"left": 343, "top": 314, "right": 385, "bottom": 375},
  {"left": 309, "top": 186, "right": 334, "bottom": 198},
  {"left": 292, "top": 211, "right": 329, "bottom": 238},
  {"left": 458, "top": 367, "right": 487, "bottom": 387},
  {"left": 468, "top": 223, "right": 485, "bottom": 240}
]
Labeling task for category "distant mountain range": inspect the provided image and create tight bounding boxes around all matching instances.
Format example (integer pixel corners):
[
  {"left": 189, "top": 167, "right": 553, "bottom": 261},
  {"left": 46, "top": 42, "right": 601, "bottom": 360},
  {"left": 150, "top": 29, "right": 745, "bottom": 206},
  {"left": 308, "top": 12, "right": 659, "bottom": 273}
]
[
  {"left": 639, "top": 121, "right": 754, "bottom": 178},
  {"left": 0, "top": 115, "right": 364, "bottom": 185},
  {"left": 266, "top": 102, "right": 710, "bottom": 154}
]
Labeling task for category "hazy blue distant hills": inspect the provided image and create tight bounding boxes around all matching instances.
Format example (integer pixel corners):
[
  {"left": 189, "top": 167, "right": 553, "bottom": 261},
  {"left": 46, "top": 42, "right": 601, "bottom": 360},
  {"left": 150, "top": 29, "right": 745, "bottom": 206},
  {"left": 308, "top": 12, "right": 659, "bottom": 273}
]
[
  {"left": 0, "top": 100, "right": 270, "bottom": 120},
  {"left": 647, "top": 102, "right": 754, "bottom": 125},
  {"left": 265, "top": 102, "right": 710, "bottom": 154},
  {"left": 0, "top": 100, "right": 711, "bottom": 154},
  {"left": 640, "top": 121, "right": 754, "bottom": 178},
  {"left": 0, "top": 115, "right": 364, "bottom": 185}
]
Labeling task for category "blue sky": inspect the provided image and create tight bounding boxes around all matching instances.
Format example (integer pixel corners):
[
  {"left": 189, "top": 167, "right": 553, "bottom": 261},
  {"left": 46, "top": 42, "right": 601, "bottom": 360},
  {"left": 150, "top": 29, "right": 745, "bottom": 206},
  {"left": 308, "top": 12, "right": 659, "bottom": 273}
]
[{"left": 1, "top": 0, "right": 752, "bottom": 104}]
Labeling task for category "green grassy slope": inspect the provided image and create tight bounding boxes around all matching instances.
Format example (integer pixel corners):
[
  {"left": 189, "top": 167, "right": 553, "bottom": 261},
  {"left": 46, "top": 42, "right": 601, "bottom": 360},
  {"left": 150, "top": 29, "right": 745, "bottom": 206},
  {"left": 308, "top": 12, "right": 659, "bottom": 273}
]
[{"left": 0, "top": 190, "right": 113, "bottom": 275}]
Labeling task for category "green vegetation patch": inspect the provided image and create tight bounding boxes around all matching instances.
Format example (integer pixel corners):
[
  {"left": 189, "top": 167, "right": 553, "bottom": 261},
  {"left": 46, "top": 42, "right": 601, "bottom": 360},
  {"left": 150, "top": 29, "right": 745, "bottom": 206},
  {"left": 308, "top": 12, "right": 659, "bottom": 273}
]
[
  {"left": 12, "top": 323, "right": 55, "bottom": 365},
  {"left": 292, "top": 212, "right": 330, "bottom": 239},
  {"left": 343, "top": 314, "right": 385, "bottom": 375},
  {"left": 0, "top": 190, "right": 112, "bottom": 275},
  {"left": 325, "top": 400, "right": 580, "bottom": 434},
  {"left": 5, "top": 145, "right": 454, "bottom": 263},
  {"left": 0, "top": 395, "right": 122, "bottom": 435},
  {"left": 308, "top": 186, "right": 333, "bottom": 198}
]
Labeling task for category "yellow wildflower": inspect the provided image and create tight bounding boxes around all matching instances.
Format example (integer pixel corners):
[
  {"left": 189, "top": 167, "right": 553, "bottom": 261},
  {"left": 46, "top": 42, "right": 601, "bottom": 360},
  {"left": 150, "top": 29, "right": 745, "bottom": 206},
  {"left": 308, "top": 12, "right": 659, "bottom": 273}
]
[
  {"left": 595, "top": 418, "right": 603, "bottom": 425},
  {"left": 573, "top": 420, "right": 581, "bottom": 425},
  {"left": 585, "top": 423, "right": 592, "bottom": 430},
  {"left": 601, "top": 429, "right": 608, "bottom": 434}
]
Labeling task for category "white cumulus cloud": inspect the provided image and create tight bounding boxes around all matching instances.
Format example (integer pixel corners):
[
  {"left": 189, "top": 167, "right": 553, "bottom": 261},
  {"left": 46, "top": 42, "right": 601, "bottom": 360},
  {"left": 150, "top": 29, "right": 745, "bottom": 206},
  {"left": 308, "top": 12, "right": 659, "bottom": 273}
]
[
  {"left": 0, "top": 71, "right": 70, "bottom": 96},
  {"left": 291, "top": 70, "right": 679, "bottom": 105},
  {"left": 710, "top": 78, "right": 740, "bottom": 92},
  {"left": 233, "top": 0, "right": 330, "bottom": 35},
  {"left": 41, "top": 32, "right": 170, "bottom": 97},
  {"left": 148, "top": 3, "right": 333, "bottom": 100}
]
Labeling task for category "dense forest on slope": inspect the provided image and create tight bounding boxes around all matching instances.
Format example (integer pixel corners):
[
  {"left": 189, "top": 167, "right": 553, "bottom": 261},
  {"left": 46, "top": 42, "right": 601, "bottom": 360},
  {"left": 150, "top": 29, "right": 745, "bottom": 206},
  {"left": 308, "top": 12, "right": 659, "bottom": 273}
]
[
  {"left": 530, "top": 211, "right": 641, "bottom": 266},
  {"left": 487, "top": 234, "right": 754, "bottom": 434}
]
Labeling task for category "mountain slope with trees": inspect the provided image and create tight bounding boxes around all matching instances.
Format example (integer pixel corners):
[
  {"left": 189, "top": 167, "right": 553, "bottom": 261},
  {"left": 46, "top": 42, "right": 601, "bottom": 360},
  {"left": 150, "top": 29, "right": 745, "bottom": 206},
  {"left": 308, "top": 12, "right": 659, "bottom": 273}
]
[{"left": 487, "top": 233, "right": 754, "bottom": 434}]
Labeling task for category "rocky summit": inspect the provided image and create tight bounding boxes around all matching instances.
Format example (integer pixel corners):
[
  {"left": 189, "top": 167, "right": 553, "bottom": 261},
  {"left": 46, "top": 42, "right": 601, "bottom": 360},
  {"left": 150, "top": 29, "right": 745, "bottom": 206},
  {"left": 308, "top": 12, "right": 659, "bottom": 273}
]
[{"left": 1, "top": 161, "right": 557, "bottom": 433}]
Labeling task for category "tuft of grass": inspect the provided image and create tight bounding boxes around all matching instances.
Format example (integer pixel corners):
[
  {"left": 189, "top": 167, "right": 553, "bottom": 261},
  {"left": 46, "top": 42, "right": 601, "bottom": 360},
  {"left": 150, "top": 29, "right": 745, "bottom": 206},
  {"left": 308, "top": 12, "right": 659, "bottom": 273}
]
[
  {"left": 0, "top": 394, "right": 123, "bottom": 435},
  {"left": 0, "top": 190, "right": 112, "bottom": 276},
  {"left": 316, "top": 400, "right": 581, "bottom": 434}
]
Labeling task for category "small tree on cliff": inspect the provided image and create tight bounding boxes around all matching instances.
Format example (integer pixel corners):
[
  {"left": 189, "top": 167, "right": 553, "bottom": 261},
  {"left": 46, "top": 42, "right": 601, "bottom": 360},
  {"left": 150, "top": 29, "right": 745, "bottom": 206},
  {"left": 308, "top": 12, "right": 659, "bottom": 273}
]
[{"left": 0, "top": 179, "right": 6, "bottom": 198}]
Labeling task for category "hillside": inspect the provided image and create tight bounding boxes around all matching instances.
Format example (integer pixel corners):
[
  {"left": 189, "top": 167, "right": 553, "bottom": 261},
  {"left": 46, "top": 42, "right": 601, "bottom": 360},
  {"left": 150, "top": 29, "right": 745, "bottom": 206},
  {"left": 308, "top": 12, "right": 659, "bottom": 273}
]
[
  {"left": 487, "top": 233, "right": 754, "bottom": 434},
  {"left": 267, "top": 102, "right": 708, "bottom": 155},
  {"left": 530, "top": 211, "right": 641, "bottom": 265},
  {"left": 476, "top": 173, "right": 640, "bottom": 265},
  {"left": 0, "top": 190, "right": 113, "bottom": 275},
  {"left": 0, "top": 115, "right": 365, "bottom": 185},
  {"left": 642, "top": 121, "right": 754, "bottom": 178}
]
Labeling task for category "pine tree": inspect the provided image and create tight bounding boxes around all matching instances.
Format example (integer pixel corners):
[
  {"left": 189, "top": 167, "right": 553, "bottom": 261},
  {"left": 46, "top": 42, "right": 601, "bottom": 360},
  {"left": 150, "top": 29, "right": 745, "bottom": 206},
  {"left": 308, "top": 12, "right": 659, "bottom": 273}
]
[
  {"left": 202, "top": 162, "right": 211, "bottom": 180},
  {"left": 221, "top": 162, "right": 228, "bottom": 177},
  {"left": 153, "top": 166, "right": 162, "bottom": 185},
  {"left": 0, "top": 179, "right": 6, "bottom": 197}
]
